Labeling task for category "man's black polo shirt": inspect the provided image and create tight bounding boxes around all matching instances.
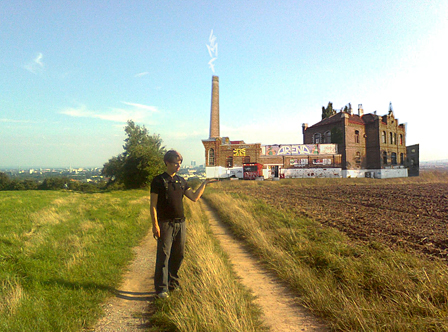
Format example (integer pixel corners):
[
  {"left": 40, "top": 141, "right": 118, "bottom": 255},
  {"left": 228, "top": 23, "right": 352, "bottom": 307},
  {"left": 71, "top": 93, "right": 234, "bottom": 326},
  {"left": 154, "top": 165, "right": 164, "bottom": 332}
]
[{"left": 150, "top": 172, "right": 190, "bottom": 221}]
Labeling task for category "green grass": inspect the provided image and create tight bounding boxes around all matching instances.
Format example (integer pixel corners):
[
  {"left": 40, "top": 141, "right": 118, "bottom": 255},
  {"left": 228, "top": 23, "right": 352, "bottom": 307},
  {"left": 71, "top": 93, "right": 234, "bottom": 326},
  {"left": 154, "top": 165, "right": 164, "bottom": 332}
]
[
  {"left": 1, "top": 190, "right": 267, "bottom": 332},
  {"left": 0, "top": 190, "right": 152, "bottom": 332},
  {"left": 204, "top": 180, "right": 448, "bottom": 332}
]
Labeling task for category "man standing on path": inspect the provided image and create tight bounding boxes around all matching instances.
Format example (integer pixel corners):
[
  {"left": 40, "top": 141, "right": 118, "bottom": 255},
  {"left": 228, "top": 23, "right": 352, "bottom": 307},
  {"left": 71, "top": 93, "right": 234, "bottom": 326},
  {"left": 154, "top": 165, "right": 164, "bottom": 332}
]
[{"left": 150, "top": 150, "right": 214, "bottom": 299}]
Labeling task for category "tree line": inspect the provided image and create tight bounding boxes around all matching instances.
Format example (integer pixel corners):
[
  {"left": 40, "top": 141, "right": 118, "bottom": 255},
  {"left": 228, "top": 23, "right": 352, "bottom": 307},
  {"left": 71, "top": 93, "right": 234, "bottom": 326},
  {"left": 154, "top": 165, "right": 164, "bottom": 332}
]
[{"left": 0, "top": 120, "right": 166, "bottom": 192}]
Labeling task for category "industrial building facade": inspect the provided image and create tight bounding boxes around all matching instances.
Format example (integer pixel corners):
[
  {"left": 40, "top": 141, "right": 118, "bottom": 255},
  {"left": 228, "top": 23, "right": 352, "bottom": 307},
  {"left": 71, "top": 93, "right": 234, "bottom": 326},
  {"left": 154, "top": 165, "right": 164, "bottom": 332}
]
[{"left": 202, "top": 76, "right": 416, "bottom": 179}]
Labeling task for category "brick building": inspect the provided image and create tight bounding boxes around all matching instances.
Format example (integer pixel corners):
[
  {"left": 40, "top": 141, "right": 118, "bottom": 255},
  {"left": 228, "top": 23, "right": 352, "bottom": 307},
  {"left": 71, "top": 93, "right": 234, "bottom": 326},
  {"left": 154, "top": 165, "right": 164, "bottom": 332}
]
[
  {"left": 202, "top": 76, "right": 414, "bottom": 179},
  {"left": 202, "top": 76, "right": 342, "bottom": 179},
  {"left": 302, "top": 104, "right": 409, "bottom": 178}
]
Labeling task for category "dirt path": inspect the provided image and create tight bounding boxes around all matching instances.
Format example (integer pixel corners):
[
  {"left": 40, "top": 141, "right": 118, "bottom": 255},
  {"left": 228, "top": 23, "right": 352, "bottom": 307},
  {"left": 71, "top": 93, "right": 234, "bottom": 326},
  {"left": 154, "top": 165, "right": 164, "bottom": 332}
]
[
  {"left": 201, "top": 200, "right": 329, "bottom": 332},
  {"left": 88, "top": 201, "right": 328, "bottom": 331},
  {"left": 88, "top": 231, "right": 157, "bottom": 332}
]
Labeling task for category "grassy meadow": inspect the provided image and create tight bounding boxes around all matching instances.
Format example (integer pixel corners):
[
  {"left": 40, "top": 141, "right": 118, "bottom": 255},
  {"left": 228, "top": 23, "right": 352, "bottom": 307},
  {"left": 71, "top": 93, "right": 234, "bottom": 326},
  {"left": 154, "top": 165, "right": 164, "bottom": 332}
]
[
  {"left": 0, "top": 190, "right": 266, "bottom": 332},
  {"left": 204, "top": 171, "right": 448, "bottom": 332},
  {"left": 2, "top": 170, "right": 447, "bottom": 331},
  {"left": 0, "top": 190, "right": 153, "bottom": 331}
]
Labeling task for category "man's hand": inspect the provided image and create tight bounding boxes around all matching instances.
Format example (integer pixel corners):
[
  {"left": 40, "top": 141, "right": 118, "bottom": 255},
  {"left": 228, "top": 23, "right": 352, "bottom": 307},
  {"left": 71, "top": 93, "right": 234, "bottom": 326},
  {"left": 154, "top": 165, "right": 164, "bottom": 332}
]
[{"left": 152, "top": 223, "right": 160, "bottom": 240}]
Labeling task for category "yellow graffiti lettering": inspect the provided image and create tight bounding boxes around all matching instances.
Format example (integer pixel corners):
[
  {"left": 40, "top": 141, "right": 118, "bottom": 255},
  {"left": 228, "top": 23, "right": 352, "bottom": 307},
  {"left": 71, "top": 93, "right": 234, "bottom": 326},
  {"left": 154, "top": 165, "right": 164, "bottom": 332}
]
[{"left": 233, "top": 148, "right": 246, "bottom": 156}]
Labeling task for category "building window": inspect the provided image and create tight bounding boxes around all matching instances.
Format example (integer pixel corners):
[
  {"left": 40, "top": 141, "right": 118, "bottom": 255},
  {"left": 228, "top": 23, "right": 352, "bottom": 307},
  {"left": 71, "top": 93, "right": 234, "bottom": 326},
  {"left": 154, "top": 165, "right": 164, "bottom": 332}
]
[
  {"left": 389, "top": 132, "right": 393, "bottom": 145},
  {"left": 399, "top": 134, "right": 403, "bottom": 145},
  {"left": 355, "top": 152, "right": 361, "bottom": 165},
  {"left": 400, "top": 153, "right": 404, "bottom": 165},
  {"left": 391, "top": 152, "right": 397, "bottom": 165},
  {"left": 243, "top": 156, "right": 250, "bottom": 163},
  {"left": 383, "top": 151, "right": 388, "bottom": 165},
  {"left": 208, "top": 148, "right": 215, "bottom": 166},
  {"left": 313, "top": 133, "right": 321, "bottom": 144},
  {"left": 355, "top": 130, "right": 360, "bottom": 143},
  {"left": 394, "top": 133, "right": 397, "bottom": 145},
  {"left": 324, "top": 131, "right": 331, "bottom": 143},
  {"left": 382, "top": 131, "right": 386, "bottom": 144},
  {"left": 226, "top": 156, "right": 233, "bottom": 168}
]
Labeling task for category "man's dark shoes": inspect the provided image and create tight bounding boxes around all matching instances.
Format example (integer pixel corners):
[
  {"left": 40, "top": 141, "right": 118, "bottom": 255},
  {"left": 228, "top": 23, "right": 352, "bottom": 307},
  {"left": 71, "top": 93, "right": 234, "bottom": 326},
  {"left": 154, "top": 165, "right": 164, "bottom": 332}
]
[{"left": 156, "top": 291, "right": 169, "bottom": 299}]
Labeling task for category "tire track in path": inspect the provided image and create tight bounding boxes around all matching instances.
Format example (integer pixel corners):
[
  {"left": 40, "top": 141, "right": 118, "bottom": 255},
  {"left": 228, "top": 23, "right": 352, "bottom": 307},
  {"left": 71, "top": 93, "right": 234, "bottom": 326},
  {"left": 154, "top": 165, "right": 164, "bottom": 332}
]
[{"left": 201, "top": 200, "right": 329, "bottom": 332}]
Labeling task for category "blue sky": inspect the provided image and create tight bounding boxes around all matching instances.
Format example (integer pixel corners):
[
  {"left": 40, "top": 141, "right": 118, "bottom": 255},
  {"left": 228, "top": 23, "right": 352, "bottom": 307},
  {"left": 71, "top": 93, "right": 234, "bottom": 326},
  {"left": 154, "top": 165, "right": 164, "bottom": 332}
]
[{"left": 1, "top": 0, "right": 447, "bottom": 168}]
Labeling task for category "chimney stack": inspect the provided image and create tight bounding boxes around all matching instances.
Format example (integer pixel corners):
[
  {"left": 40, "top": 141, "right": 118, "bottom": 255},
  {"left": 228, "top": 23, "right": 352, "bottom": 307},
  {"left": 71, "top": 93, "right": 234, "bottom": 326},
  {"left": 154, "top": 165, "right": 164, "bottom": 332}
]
[
  {"left": 358, "top": 104, "right": 364, "bottom": 116},
  {"left": 209, "top": 76, "right": 220, "bottom": 138},
  {"left": 302, "top": 123, "right": 308, "bottom": 134}
]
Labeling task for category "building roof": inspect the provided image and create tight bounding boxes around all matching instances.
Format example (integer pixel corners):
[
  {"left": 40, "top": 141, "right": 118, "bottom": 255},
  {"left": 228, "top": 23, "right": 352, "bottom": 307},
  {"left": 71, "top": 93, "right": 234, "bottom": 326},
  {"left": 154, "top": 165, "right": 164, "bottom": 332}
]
[
  {"left": 307, "top": 112, "right": 344, "bottom": 128},
  {"left": 308, "top": 111, "right": 380, "bottom": 129}
]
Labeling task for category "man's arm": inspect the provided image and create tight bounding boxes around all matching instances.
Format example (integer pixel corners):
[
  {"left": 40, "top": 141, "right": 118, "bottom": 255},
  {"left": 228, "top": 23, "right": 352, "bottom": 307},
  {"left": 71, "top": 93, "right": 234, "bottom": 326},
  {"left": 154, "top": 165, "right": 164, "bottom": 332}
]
[
  {"left": 150, "top": 192, "right": 160, "bottom": 239},
  {"left": 184, "top": 179, "right": 217, "bottom": 202}
]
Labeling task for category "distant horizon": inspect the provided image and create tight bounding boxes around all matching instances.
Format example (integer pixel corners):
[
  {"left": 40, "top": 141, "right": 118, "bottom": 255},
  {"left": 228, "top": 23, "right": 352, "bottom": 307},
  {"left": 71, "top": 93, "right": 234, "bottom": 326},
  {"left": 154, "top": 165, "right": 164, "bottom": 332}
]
[
  {"left": 0, "top": 164, "right": 206, "bottom": 170},
  {"left": 1, "top": 158, "right": 447, "bottom": 171}
]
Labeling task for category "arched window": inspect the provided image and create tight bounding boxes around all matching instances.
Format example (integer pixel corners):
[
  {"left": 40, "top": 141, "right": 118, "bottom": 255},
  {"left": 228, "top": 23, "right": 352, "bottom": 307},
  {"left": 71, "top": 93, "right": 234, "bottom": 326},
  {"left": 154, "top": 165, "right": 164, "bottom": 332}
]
[
  {"left": 382, "top": 131, "right": 386, "bottom": 144},
  {"left": 324, "top": 131, "right": 331, "bottom": 143},
  {"left": 382, "top": 151, "right": 388, "bottom": 165},
  {"left": 226, "top": 156, "right": 233, "bottom": 168},
  {"left": 354, "top": 130, "right": 360, "bottom": 143},
  {"left": 313, "top": 133, "right": 321, "bottom": 144},
  {"left": 399, "top": 134, "right": 403, "bottom": 145},
  {"left": 389, "top": 132, "right": 393, "bottom": 145},
  {"left": 394, "top": 133, "right": 397, "bottom": 145},
  {"left": 208, "top": 148, "right": 215, "bottom": 166},
  {"left": 391, "top": 152, "right": 397, "bottom": 165}
]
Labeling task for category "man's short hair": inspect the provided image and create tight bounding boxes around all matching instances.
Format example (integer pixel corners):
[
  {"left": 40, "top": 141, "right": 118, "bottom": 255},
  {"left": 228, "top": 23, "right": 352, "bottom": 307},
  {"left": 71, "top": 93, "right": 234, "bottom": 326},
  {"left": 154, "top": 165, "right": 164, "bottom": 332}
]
[{"left": 164, "top": 150, "right": 183, "bottom": 165}]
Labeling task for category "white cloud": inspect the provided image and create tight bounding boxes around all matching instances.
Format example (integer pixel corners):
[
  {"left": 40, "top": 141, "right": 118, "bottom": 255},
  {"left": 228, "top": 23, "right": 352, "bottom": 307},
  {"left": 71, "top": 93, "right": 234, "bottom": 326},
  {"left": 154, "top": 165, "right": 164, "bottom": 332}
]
[
  {"left": 121, "top": 101, "right": 159, "bottom": 112},
  {"left": 60, "top": 102, "right": 160, "bottom": 123},
  {"left": 134, "top": 72, "right": 149, "bottom": 77},
  {"left": 24, "top": 53, "right": 44, "bottom": 74},
  {"left": 0, "top": 118, "right": 38, "bottom": 124},
  {"left": 35, "top": 53, "right": 44, "bottom": 67}
]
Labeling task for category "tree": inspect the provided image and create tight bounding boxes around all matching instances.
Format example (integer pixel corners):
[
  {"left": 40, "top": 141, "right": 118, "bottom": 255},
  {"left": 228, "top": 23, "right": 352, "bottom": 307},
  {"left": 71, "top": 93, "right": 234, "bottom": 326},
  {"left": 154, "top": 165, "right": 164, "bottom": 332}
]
[
  {"left": 0, "top": 172, "right": 11, "bottom": 190},
  {"left": 321, "top": 102, "right": 336, "bottom": 119},
  {"left": 331, "top": 127, "right": 343, "bottom": 144},
  {"left": 38, "top": 177, "right": 69, "bottom": 190},
  {"left": 103, "top": 120, "right": 166, "bottom": 189}
]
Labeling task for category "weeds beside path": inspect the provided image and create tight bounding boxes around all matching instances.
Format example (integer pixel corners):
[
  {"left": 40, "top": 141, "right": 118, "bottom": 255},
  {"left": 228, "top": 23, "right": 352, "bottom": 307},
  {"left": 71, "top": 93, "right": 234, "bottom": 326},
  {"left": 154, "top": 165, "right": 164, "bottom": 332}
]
[
  {"left": 201, "top": 199, "right": 329, "bottom": 332},
  {"left": 205, "top": 179, "right": 448, "bottom": 331}
]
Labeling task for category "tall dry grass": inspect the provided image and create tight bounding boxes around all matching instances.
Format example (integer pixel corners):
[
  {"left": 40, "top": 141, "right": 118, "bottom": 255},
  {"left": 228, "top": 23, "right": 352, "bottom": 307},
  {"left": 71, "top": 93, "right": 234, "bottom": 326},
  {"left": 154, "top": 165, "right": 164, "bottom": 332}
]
[
  {"left": 150, "top": 198, "right": 267, "bottom": 332},
  {"left": 204, "top": 186, "right": 448, "bottom": 332}
]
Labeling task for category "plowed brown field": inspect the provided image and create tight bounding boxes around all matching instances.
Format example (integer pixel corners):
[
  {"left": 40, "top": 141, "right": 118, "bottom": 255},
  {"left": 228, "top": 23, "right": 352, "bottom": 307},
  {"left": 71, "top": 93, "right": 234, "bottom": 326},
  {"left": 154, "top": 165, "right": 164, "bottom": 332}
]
[{"left": 227, "top": 182, "right": 448, "bottom": 261}]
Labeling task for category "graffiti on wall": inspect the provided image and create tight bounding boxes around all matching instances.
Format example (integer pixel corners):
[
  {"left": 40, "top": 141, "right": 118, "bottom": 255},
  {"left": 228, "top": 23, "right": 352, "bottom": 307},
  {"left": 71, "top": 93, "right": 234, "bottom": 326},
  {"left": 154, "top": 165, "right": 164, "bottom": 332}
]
[
  {"left": 233, "top": 148, "right": 246, "bottom": 156},
  {"left": 312, "top": 159, "right": 332, "bottom": 165},
  {"left": 262, "top": 144, "right": 337, "bottom": 156},
  {"left": 290, "top": 159, "right": 309, "bottom": 167}
]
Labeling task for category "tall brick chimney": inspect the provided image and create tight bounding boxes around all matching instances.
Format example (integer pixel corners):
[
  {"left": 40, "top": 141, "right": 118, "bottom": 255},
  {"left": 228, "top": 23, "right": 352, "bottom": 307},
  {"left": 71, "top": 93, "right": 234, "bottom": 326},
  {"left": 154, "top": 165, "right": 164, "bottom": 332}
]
[{"left": 209, "top": 76, "right": 220, "bottom": 138}]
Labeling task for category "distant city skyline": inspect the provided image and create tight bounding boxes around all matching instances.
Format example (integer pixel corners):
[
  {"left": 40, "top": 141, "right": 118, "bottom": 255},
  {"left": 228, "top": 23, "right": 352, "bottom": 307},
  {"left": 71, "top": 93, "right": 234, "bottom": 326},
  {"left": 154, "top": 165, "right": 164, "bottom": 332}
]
[{"left": 1, "top": 1, "right": 447, "bottom": 167}]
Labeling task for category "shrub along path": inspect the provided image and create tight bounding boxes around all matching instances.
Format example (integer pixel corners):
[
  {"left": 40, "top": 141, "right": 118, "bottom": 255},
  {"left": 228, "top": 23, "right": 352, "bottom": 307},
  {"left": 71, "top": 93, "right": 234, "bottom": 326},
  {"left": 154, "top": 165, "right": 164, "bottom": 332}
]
[
  {"left": 87, "top": 231, "right": 157, "bottom": 332},
  {"left": 201, "top": 200, "right": 329, "bottom": 332}
]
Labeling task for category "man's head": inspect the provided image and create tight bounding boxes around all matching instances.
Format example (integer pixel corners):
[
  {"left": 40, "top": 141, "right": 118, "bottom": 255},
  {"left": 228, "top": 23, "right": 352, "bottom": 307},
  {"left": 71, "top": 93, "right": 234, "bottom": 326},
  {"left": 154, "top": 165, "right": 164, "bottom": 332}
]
[
  {"left": 164, "top": 150, "right": 183, "bottom": 174},
  {"left": 164, "top": 150, "right": 183, "bottom": 165}
]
